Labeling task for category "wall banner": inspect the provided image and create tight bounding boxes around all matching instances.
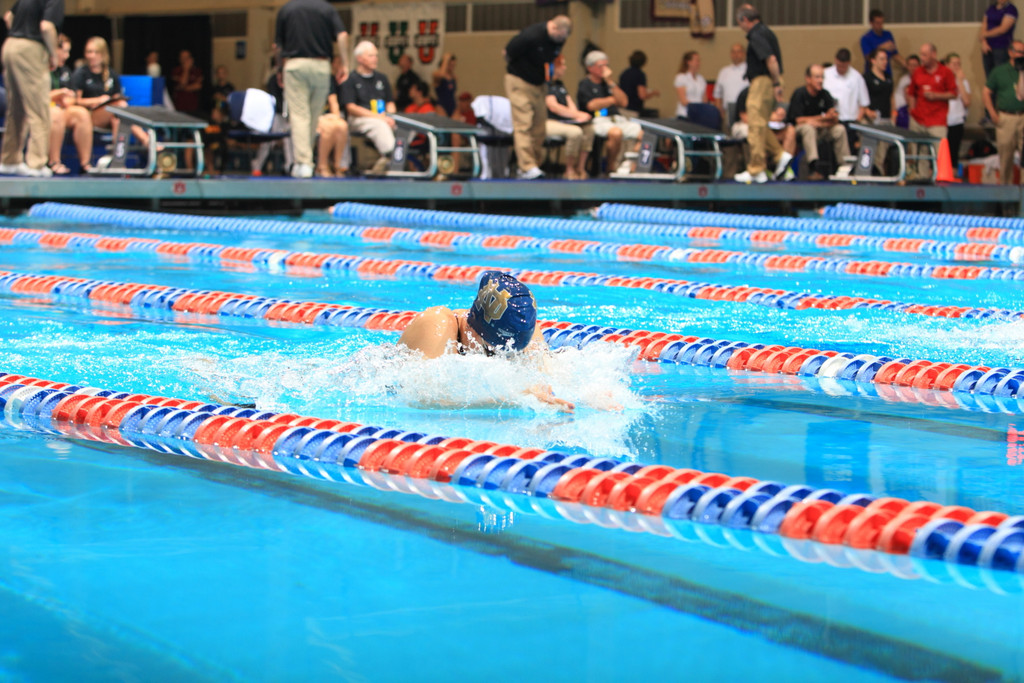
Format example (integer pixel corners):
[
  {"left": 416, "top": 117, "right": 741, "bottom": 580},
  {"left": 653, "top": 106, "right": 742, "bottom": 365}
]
[{"left": 351, "top": 2, "right": 445, "bottom": 82}]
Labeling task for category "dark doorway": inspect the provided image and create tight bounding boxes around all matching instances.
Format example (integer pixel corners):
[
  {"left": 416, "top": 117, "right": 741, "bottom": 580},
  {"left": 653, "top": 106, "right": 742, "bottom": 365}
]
[{"left": 122, "top": 15, "right": 212, "bottom": 111}]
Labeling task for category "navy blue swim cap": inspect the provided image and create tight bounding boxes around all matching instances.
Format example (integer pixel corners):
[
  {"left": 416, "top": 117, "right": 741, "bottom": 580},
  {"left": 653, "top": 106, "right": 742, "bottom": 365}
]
[{"left": 466, "top": 271, "right": 537, "bottom": 351}]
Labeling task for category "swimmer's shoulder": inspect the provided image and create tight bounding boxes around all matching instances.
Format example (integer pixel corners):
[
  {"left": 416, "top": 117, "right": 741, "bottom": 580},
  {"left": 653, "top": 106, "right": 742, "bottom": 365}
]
[{"left": 398, "top": 306, "right": 461, "bottom": 358}]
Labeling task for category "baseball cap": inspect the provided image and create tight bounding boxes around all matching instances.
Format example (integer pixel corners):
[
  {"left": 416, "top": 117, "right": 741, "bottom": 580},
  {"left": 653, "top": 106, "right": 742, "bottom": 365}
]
[{"left": 466, "top": 271, "right": 537, "bottom": 352}]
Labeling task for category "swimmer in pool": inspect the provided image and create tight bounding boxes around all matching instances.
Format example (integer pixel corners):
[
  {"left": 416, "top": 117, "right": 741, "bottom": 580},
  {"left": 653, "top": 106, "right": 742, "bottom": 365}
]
[{"left": 398, "top": 270, "right": 575, "bottom": 412}]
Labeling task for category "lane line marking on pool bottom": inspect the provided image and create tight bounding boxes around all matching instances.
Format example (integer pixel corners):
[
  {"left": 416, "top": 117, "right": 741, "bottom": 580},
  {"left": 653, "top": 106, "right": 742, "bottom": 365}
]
[
  {"left": 2, "top": 373, "right": 1023, "bottom": 593},
  {"left": 24, "top": 201, "right": 1024, "bottom": 265},
  {"left": 2, "top": 268, "right": 1023, "bottom": 415},
  {"left": 2, "top": 225, "right": 1022, "bottom": 323}
]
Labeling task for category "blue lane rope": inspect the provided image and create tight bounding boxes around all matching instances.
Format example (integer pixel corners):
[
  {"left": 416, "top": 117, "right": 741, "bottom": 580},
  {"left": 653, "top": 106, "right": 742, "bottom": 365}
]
[
  {"left": 593, "top": 203, "right": 1024, "bottom": 246},
  {"left": 825, "top": 203, "right": 1024, "bottom": 230},
  {"left": 25, "top": 201, "right": 1024, "bottom": 265}
]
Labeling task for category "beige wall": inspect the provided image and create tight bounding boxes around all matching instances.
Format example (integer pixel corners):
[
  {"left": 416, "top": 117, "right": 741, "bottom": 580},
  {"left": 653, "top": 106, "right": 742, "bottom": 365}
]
[{"left": 68, "top": 0, "right": 989, "bottom": 122}]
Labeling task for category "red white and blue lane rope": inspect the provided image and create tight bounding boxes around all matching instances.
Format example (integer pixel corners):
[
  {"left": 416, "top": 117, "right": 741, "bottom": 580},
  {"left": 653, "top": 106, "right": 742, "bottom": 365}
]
[
  {"left": 23, "top": 202, "right": 1024, "bottom": 264},
  {"left": 323, "top": 200, "right": 1024, "bottom": 249},
  {"left": 2, "top": 373, "right": 1023, "bottom": 584},
  {"left": 824, "top": 202, "right": 1024, "bottom": 232},
  {"left": 593, "top": 202, "right": 1024, "bottom": 247},
  {"left": 2, "top": 269, "right": 1023, "bottom": 409},
  {"left": 6, "top": 223, "right": 1024, "bottom": 295},
  {"left": 4, "top": 227, "right": 1024, "bottom": 319}
]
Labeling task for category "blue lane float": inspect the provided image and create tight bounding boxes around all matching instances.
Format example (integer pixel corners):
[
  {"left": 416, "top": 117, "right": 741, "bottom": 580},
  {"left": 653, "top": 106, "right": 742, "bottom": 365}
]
[
  {"left": 824, "top": 202, "right": 1024, "bottom": 231},
  {"left": 594, "top": 202, "right": 1024, "bottom": 247}
]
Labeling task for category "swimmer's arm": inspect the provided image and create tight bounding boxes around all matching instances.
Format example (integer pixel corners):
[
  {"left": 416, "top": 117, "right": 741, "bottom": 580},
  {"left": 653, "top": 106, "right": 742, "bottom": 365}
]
[
  {"left": 524, "top": 327, "right": 575, "bottom": 412},
  {"left": 526, "top": 384, "right": 574, "bottom": 412},
  {"left": 397, "top": 306, "right": 459, "bottom": 359}
]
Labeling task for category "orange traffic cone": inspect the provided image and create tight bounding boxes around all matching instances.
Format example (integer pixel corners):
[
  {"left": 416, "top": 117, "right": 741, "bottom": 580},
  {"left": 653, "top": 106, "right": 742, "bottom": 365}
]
[{"left": 935, "top": 138, "right": 960, "bottom": 183}]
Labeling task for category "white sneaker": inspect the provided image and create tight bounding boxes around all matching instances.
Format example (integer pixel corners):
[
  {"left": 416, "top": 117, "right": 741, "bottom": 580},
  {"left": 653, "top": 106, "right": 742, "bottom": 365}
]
[
  {"left": 615, "top": 159, "right": 635, "bottom": 175},
  {"left": 734, "top": 170, "right": 768, "bottom": 184},
  {"left": 290, "top": 163, "right": 313, "bottom": 179},
  {"left": 773, "top": 152, "right": 793, "bottom": 179},
  {"left": 0, "top": 163, "right": 20, "bottom": 175},
  {"left": 17, "top": 163, "right": 52, "bottom": 178},
  {"left": 780, "top": 166, "right": 796, "bottom": 182},
  {"left": 517, "top": 166, "right": 544, "bottom": 180},
  {"left": 366, "top": 156, "right": 391, "bottom": 176}
]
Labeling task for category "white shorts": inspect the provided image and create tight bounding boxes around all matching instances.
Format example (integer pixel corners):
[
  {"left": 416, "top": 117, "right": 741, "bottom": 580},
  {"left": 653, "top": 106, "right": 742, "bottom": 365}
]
[{"left": 591, "top": 114, "right": 641, "bottom": 141}]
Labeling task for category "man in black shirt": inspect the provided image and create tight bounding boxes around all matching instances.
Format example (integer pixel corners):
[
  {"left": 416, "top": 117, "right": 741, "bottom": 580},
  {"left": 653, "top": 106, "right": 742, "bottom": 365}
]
[
  {"left": 394, "top": 54, "right": 423, "bottom": 112},
  {"left": 275, "top": 0, "right": 347, "bottom": 178},
  {"left": 577, "top": 50, "right": 643, "bottom": 175},
  {"left": 734, "top": 5, "right": 789, "bottom": 184},
  {"left": 1, "top": 0, "right": 64, "bottom": 177},
  {"left": 342, "top": 40, "right": 397, "bottom": 175},
  {"left": 788, "top": 63, "right": 849, "bottom": 180},
  {"left": 503, "top": 15, "right": 572, "bottom": 179}
]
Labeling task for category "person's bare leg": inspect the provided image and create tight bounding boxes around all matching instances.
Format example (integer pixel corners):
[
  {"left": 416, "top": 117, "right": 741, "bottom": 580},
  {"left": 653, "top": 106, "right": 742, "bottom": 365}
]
[
  {"left": 49, "top": 108, "right": 68, "bottom": 166},
  {"left": 334, "top": 122, "right": 349, "bottom": 174},
  {"left": 316, "top": 119, "right": 334, "bottom": 177},
  {"left": 604, "top": 127, "right": 623, "bottom": 174},
  {"left": 68, "top": 107, "right": 93, "bottom": 167}
]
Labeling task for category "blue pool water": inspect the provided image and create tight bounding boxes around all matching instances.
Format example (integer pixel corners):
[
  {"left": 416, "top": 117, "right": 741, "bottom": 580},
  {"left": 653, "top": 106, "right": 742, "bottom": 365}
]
[{"left": 0, "top": 206, "right": 1022, "bottom": 681}]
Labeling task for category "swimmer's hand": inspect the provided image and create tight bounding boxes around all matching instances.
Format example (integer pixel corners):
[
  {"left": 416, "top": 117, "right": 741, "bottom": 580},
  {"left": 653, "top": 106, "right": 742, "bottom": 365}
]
[{"left": 526, "top": 384, "right": 575, "bottom": 413}]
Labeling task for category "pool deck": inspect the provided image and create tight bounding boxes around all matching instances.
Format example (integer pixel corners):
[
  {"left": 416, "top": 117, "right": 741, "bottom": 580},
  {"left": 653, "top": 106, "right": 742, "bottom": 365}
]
[{"left": 2, "top": 175, "right": 1020, "bottom": 217}]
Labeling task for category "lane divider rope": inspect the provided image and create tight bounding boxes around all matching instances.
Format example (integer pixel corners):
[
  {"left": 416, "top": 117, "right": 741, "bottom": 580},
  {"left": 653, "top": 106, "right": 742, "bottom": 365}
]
[
  {"left": 4, "top": 227, "right": 1024, "bottom": 320},
  {"left": 3, "top": 372, "right": 1023, "bottom": 588},
  {"left": 7, "top": 222, "right": 1024, "bottom": 295},
  {"left": 323, "top": 200, "right": 1024, "bottom": 249},
  {"left": 23, "top": 202, "right": 1024, "bottom": 265},
  {"left": 825, "top": 202, "right": 1024, "bottom": 232},
  {"left": 2, "top": 224, "right": 1024, "bottom": 321},
  {"left": 2, "top": 268, "right": 1023, "bottom": 409},
  {"left": 594, "top": 202, "right": 1024, "bottom": 247}
]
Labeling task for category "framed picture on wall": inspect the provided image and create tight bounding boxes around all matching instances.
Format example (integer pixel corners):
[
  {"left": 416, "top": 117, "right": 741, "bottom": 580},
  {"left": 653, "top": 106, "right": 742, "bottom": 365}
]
[{"left": 651, "top": 0, "right": 690, "bottom": 20}]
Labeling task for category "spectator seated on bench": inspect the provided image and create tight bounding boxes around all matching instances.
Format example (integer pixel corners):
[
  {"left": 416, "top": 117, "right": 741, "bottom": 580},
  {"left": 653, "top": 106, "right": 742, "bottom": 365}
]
[
  {"left": 49, "top": 34, "right": 93, "bottom": 174},
  {"left": 342, "top": 41, "right": 396, "bottom": 177},
  {"left": 787, "top": 64, "right": 849, "bottom": 180},
  {"left": 545, "top": 55, "right": 593, "bottom": 180},
  {"left": 578, "top": 51, "right": 642, "bottom": 175}
]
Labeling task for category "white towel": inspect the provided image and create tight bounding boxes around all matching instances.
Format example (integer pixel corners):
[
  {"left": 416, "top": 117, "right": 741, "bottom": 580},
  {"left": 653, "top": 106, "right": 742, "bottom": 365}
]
[
  {"left": 240, "top": 88, "right": 276, "bottom": 133},
  {"left": 471, "top": 95, "right": 513, "bottom": 134}
]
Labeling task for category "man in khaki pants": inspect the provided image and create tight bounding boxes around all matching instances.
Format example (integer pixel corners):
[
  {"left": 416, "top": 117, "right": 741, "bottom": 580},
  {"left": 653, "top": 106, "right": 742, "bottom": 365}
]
[
  {"left": 1, "top": 0, "right": 63, "bottom": 177},
  {"left": 734, "top": 5, "right": 790, "bottom": 184},
  {"left": 983, "top": 40, "right": 1024, "bottom": 185},
  {"left": 275, "top": 0, "right": 348, "bottom": 179},
  {"left": 503, "top": 15, "right": 571, "bottom": 180}
]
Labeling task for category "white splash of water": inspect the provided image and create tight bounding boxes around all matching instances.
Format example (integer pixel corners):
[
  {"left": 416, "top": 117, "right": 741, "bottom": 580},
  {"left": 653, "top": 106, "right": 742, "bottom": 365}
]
[{"left": 177, "top": 341, "right": 651, "bottom": 457}]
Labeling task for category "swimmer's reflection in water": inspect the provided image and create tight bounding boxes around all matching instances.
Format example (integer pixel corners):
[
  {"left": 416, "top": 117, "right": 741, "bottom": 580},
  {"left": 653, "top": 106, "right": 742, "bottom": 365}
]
[{"left": 398, "top": 271, "right": 577, "bottom": 412}]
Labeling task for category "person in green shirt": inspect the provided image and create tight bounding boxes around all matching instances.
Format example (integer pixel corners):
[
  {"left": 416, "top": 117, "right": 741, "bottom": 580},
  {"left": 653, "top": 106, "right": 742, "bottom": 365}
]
[{"left": 983, "top": 40, "right": 1024, "bottom": 185}]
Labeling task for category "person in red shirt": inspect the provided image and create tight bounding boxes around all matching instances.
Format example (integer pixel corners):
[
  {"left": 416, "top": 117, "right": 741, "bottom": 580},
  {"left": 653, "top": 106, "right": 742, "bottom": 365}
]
[
  {"left": 906, "top": 43, "right": 957, "bottom": 179},
  {"left": 403, "top": 80, "right": 435, "bottom": 114},
  {"left": 403, "top": 80, "right": 435, "bottom": 168},
  {"left": 171, "top": 50, "right": 203, "bottom": 115},
  {"left": 452, "top": 91, "right": 476, "bottom": 125}
]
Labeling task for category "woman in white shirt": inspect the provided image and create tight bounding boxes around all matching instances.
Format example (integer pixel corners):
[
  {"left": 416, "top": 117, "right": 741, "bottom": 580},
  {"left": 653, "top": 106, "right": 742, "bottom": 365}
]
[
  {"left": 944, "top": 52, "right": 971, "bottom": 177},
  {"left": 674, "top": 51, "right": 707, "bottom": 119}
]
